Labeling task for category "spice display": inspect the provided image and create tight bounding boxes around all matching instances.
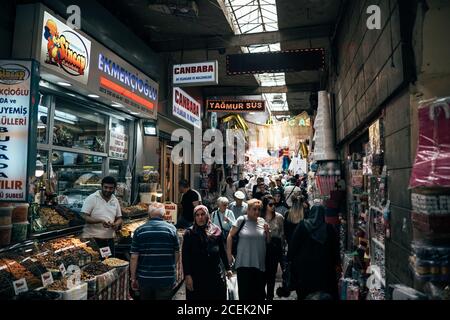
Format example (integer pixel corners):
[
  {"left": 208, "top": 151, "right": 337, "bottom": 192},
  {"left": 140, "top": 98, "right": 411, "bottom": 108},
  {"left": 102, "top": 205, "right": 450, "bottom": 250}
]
[
  {"left": 82, "top": 262, "right": 111, "bottom": 277},
  {"left": 102, "top": 258, "right": 128, "bottom": 268}
]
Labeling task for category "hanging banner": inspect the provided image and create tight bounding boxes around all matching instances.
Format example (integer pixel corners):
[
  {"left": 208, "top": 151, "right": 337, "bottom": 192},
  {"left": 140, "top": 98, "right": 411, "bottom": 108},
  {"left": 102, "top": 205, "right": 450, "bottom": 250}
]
[
  {"left": 172, "top": 87, "right": 202, "bottom": 128},
  {"left": 173, "top": 61, "right": 218, "bottom": 87},
  {"left": 40, "top": 11, "right": 91, "bottom": 85},
  {"left": 0, "top": 60, "right": 38, "bottom": 202},
  {"left": 206, "top": 99, "right": 265, "bottom": 113}
]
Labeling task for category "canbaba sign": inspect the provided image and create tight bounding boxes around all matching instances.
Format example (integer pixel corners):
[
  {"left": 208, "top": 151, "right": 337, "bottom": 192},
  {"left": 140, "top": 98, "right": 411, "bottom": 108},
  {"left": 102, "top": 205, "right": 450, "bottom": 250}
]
[
  {"left": 0, "top": 60, "right": 36, "bottom": 202},
  {"left": 172, "top": 87, "right": 201, "bottom": 128},
  {"left": 207, "top": 99, "right": 265, "bottom": 113},
  {"left": 40, "top": 11, "right": 91, "bottom": 85},
  {"left": 173, "top": 61, "right": 218, "bottom": 87}
]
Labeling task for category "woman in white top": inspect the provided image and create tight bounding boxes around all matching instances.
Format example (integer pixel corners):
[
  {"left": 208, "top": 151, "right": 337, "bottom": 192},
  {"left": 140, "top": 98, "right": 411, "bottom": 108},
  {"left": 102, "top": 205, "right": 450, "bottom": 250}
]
[
  {"left": 226, "top": 199, "right": 270, "bottom": 300},
  {"left": 211, "top": 197, "right": 236, "bottom": 240}
]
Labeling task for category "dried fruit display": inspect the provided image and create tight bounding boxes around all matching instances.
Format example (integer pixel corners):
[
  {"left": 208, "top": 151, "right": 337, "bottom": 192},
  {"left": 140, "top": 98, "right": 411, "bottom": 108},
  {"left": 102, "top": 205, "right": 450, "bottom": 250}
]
[
  {"left": 39, "top": 208, "right": 69, "bottom": 227},
  {"left": 82, "top": 262, "right": 111, "bottom": 277}
]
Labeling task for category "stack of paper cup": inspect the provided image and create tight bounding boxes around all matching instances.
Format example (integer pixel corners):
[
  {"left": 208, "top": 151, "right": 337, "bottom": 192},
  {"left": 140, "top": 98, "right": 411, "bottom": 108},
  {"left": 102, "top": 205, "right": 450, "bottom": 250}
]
[{"left": 314, "top": 91, "right": 337, "bottom": 161}]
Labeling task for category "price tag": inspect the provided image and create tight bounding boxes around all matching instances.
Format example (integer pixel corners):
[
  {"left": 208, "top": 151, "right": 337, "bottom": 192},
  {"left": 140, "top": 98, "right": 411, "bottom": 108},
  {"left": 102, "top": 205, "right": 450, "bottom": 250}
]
[
  {"left": 41, "top": 271, "right": 54, "bottom": 287},
  {"left": 100, "top": 246, "right": 112, "bottom": 258},
  {"left": 13, "top": 278, "right": 29, "bottom": 295},
  {"left": 59, "top": 263, "right": 67, "bottom": 276}
]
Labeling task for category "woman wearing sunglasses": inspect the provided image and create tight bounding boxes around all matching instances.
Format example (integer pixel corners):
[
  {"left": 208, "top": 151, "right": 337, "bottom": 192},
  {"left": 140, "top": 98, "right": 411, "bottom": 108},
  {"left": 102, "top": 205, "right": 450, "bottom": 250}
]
[{"left": 261, "top": 194, "right": 285, "bottom": 300}]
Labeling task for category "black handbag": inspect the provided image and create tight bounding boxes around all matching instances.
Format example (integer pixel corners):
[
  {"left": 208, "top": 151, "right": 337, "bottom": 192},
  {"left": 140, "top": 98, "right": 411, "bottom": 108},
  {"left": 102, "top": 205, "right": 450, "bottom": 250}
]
[{"left": 231, "top": 217, "right": 246, "bottom": 256}]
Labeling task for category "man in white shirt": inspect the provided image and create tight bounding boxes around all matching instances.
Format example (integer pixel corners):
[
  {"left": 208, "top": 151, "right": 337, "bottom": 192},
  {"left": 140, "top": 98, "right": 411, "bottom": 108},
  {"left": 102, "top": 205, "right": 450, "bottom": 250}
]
[
  {"left": 81, "top": 176, "right": 123, "bottom": 256},
  {"left": 228, "top": 191, "right": 248, "bottom": 219}
]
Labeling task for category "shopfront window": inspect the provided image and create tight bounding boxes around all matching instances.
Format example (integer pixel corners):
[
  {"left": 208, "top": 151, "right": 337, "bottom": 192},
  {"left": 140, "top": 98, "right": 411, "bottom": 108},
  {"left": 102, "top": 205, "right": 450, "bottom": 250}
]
[
  {"left": 37, "top": 94, "right": 51, "bottom": 144},
  {"left": 53, "top": 151, "right": 104, "bottom": 211},
  {"left": 54, "top": 99, "right": 107, "bottom": 152}
]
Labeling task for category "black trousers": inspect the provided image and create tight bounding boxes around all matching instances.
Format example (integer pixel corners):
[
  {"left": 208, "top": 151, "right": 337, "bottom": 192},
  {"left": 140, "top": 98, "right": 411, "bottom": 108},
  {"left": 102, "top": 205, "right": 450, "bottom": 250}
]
[
  {"left": 236, "top": 267, "right": 265, "bottom": 300},
  {"left": 93, "top": 238, "right": 115, "bottom": 257},
  {"left": 265, "top": 239, "right": 283, "bottom": 300}
]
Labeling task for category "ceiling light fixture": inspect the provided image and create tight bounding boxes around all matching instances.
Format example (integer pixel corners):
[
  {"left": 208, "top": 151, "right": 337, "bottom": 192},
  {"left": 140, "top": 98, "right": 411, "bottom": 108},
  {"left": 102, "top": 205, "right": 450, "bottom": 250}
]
[
  {"left": 88, "top": 94, "right": 100, "bottom": 98},
  {"left": 57, "top": 81, "right": 72, "bottom": 87}
]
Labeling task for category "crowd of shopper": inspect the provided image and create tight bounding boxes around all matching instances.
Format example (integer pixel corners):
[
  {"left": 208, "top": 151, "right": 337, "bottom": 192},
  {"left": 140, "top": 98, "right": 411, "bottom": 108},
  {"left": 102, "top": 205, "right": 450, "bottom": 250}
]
[{"left": 130, "top": 173, "right": 341, "bottom": 301}]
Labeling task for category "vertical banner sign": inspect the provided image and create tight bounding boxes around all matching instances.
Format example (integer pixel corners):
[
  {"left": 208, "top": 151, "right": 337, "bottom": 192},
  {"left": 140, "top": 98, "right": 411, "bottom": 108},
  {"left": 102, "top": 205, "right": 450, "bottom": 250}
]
[
  {"left": 172, "top": 87, "right": 202, "bottom": 129},
  {"left": 109, "top": 131, "right": 129, "bottom": 160},
  {"left": 0, "top": 60, "right": 38, "bottom": 202}
]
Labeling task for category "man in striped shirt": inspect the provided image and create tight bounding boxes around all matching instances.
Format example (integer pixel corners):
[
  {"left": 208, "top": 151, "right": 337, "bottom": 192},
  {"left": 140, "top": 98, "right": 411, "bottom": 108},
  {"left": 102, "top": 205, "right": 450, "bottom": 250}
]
[{"left": 130, "top": 203, "right": 180, "bottom": 300}]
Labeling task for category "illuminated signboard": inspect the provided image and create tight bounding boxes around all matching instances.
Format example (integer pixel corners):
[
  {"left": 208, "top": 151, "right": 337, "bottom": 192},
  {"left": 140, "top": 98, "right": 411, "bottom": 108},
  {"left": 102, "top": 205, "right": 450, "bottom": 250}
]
[
  {"left": 172, "top": 87, "right": 201, "bottom": 128},
  {"left": 40, "top": 11, "right": 91, "bottom": 85},
  {"left": 206, "top": 99, "right": 265, "bottom": 113},
  {"left": 0, "top": 60, "right": 38, "bottom": 202},
  {"left": 173, "top": 61, "right": 218, "bottom": 86}
]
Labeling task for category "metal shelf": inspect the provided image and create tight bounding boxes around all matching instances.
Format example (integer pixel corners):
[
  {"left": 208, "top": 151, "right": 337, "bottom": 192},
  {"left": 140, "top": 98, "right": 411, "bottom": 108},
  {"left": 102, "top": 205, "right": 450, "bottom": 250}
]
[{"left": 371, "top": 237, "right": 385, "bottom": 250}]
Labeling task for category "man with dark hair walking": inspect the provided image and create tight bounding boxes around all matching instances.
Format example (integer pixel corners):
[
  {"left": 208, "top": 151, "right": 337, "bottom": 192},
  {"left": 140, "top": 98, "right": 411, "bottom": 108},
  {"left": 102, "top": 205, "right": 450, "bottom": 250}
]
[{"left": 81, "top": 176, "right": 123, "bottom": 256}]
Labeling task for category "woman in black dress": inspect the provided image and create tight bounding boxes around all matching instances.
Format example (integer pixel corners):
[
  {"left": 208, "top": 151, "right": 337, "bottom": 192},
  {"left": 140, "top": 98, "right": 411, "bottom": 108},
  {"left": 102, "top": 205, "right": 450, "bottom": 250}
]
[
  {"left": 288, "top": 204, "right": 340, "bottom": 300},
  {"left": 182, "top": 205, "right": 232, "bottom": 300}
]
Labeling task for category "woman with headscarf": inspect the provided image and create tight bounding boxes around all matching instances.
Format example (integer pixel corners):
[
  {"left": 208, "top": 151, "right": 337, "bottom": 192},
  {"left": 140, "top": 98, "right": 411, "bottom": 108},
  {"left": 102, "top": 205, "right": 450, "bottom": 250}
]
[
  {"left": 287, "top": 204, "right": 340, "bottom": 300},
  {"left": 182, "top": 205, "right": 233, "bottom": 300}
]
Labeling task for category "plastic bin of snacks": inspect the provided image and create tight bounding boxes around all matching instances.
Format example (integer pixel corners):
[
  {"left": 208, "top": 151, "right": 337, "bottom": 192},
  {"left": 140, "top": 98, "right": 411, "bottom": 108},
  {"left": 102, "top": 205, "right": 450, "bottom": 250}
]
[
  {"left": 0, "top": 225, "right": 12, "bottom": 247},
  {"left": 12, "top": 204, "right": 29, "bottom": 223},
  {"left": 11, "top": 222, "right": 29, "bottom": 243},
  {"left": 0, "top": 207, "right": 12, "bottom": 226}
]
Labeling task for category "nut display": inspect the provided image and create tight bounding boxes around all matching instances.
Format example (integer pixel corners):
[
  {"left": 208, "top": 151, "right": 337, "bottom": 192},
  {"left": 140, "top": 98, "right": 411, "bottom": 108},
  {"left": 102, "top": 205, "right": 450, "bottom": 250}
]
[
  {"left": 119, "top": 219, "right": 147, "bottom": 238},
  {"left": 82, "top": 262, "right": 111, "bottom": 277},
  {"left": 47, "top": 279, "right": 68, "bottom": 291},
  {"left": 39, "top": 208, "right": 69, "bottom": 227},
  {"left": 102, "top": 258, "right": 128, "bottom": 268}
]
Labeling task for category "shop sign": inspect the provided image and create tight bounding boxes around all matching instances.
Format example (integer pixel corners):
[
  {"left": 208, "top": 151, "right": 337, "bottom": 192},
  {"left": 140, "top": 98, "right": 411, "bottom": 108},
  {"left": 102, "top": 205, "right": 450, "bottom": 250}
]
[
  {"left": 164, "top": 202, "right": 177, "bottom": 225},
  {"left": 40, "top": 11, "right": 91, "bottom": 85},
  {"left": 206, "top": 99, "right": 265, "bottom": 113},
  {"left": 96, "top": 52, "right": 158, "bottom": 116},
  {"left": 0, "top": 60, "right": 34, "bottom": 202},
  {"left": 173, "top": 61, "right": 218, "bottom": 86},
  {"left": 109, "top": 131, "right": 129, "bottom": 160},
  {"left": 172, "top": 87, "right": 201, "bottom": 129}
]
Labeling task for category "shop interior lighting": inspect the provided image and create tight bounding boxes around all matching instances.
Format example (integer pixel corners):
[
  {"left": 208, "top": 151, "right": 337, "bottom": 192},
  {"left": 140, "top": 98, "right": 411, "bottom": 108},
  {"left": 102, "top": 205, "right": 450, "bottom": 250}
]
[
  {"left": 88, "top": 94, "right": 100, "bottom": 98},
  {"left": 35, "top": 159, "right": 45, "bottom": 178},
  {"left": 57, "top": 81, "right": 72, "bottom": 87},
  {"left": 66, "top": 93, "right": 76, "bottom": 97},
  {"left": 143, "top": 120, "right": 158, "bottom": 136}
]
